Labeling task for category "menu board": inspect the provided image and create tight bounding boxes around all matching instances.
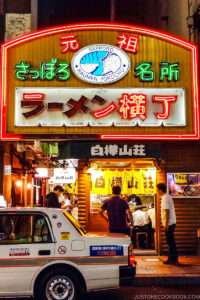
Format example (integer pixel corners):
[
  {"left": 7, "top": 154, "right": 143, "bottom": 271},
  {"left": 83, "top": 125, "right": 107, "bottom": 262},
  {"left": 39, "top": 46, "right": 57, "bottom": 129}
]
[{"left": 167, "top": 173, "right": 200, "bottom": 197}]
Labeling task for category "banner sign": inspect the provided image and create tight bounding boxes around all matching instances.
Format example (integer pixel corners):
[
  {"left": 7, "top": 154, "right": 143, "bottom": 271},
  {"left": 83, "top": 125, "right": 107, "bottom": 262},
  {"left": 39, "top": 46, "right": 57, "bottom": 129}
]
[
  {"left": 91, "top": 168, "right": 156, "bottom": 195},
  {"left": 15, "top": 88, "right": 185, "bottom": 127}
]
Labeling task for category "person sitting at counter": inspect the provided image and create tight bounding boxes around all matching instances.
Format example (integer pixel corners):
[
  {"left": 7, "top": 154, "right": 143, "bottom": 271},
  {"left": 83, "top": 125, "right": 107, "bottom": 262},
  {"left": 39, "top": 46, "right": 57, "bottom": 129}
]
[{"left": 131, "top": 196, "right": 149, "bottom": 248}]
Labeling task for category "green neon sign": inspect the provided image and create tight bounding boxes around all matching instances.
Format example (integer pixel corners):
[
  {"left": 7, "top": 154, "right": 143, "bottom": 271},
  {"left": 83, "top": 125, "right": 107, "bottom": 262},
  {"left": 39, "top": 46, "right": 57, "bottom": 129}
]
[{"left": 15, "top": 58, "right": 70, "bottom": 81}]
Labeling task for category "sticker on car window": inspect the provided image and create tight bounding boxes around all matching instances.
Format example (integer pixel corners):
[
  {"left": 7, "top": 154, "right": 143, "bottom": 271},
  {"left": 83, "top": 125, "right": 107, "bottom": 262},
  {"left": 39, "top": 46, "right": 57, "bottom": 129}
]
[
  {"left": 61, "top": 232, "right": 70, "bottom": 240},
  {"left": 9, "top": 248, "right": 30, "bottom": 256},
  {"left": 90, "top": 245, "right": 123, "bottom": 256}
]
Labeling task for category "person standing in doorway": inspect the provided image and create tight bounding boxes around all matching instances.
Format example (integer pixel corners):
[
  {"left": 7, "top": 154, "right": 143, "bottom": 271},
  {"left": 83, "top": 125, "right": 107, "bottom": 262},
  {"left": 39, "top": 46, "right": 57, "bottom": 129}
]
[
  {"left": 99, "top": 186, "right": 134, "bottom": 235},
  {"left": 157, "top": 183, "right": 178, "bottom": 264},
  {"left": 45, "top": 185, "right": 64, "bottom": 208}
]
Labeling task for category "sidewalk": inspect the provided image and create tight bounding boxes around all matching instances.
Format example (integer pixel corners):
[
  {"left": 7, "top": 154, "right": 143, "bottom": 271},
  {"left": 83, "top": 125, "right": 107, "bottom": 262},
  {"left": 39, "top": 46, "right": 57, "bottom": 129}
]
[{"left": 132, "top": 256, "right": 200, "bottom": 286}]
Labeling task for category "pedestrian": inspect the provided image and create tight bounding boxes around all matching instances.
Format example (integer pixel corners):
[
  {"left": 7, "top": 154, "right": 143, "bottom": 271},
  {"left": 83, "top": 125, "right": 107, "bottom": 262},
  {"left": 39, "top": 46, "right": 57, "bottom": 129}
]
[
  {"left": 99, "top": 186, "right": 134, "bottom": 235},
  {"left": 45, "top": 185, "right": 64, "bottom": 208},
  {"left": 157, "top": 183, "right": 178, "bottom": 264}
]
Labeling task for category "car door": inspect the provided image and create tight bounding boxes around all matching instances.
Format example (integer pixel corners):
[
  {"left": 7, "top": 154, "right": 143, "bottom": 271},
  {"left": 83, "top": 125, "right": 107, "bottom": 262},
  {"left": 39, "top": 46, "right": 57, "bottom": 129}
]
[{"left": 0, "top": 212, "right": 55, "bottom": 296}]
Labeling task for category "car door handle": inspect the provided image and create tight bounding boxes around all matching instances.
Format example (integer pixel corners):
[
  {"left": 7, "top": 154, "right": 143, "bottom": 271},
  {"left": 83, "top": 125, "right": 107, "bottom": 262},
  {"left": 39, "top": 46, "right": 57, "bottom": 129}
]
[{"left": 38, "top": 250, "right": 51, "bottom": 256}]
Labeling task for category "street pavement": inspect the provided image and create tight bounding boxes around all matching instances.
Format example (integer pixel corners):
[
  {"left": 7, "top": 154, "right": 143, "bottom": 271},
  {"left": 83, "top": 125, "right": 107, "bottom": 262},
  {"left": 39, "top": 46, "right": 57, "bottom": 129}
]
[
  {"left": 133, "top": 256, "right": 200, "bottom": 285},
  {"left": 5, "top": 286, "right": 200, "bottom": 300}
]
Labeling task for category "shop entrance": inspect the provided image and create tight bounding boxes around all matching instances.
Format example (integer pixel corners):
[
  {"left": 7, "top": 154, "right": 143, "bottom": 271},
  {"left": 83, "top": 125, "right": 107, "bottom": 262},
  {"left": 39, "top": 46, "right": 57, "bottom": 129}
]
[{"left": 88, "top": 158, "right": 157, "bottom": 252}]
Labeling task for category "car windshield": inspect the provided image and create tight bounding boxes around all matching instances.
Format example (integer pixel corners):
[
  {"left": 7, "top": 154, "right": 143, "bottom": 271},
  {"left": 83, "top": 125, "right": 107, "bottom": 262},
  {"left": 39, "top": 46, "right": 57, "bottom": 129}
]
[{"left": 63, "top": 211, "right": 87, "bottom": 236}]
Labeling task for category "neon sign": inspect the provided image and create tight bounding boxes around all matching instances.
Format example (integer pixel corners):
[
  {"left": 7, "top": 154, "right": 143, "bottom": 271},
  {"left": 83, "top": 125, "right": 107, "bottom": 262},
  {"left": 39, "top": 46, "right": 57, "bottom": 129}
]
[
  {"left": 1, "top": 23, "right": 199, "bottom": 141},
  {"left": 15, "top": 58, "right": 70, "bottom": 81}
]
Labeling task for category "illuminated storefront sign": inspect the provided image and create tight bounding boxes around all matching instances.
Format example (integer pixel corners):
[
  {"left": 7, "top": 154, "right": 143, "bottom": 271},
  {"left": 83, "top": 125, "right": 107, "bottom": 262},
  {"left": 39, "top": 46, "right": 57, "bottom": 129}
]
[
  {"left": 167, "top": 173, "right": 200, "bottom": 197},
  {"left": 58, "top": 141, "right": 161, "bottom": 159},
  {"left": 53, "top": 168, "right": 76, "bottom": 184},
  {"left": 91, "top": 168, "right": 156, "bottom": 195},
  {"left": 15, "top": 88, "right": 185, "bottom": 127},
  {"left": 1, "top": 24, "right": 199, "bottom": 140}
]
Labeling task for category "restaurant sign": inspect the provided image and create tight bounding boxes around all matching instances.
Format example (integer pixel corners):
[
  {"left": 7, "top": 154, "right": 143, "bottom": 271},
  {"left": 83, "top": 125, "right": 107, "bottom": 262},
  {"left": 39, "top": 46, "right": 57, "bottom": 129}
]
[
  {"left": 15, "top": 88, "right": 185, "bottom": 127},
  {"left": 1, "top": 24, "right": 199, "bottom": 140},
  {"left": 58, "top": 141, "right": 161, "bottom": 159}
]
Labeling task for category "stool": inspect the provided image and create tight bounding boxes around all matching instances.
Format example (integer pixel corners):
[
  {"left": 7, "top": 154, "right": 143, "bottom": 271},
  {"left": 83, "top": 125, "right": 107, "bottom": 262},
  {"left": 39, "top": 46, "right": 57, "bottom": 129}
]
[{"left": 136, "top": 232, "right": 148, "bottom": 249}]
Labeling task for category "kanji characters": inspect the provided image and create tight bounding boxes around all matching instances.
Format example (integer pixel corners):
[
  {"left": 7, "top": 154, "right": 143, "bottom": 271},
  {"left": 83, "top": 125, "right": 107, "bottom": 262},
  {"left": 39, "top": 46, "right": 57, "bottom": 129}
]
[
  {"left": 119, "top": 145, "right": 132, "bottom": 156},
  {"left": 160, "top": 62, "right": 180, "bottom": 81},
  {"left": 112, "top": 177, "right": 123, "bottom": 187},
  {"left": 153, "top": 95, "right": 177, "bottom": 119},
  {"left": 90, "top": 144, "right": 146, "bottom": 157},
  {"left": 135, "top": 62, "right": 154, "bottom": 81},
  {"left": 91, "top": 145, "right": 104, "bottom": 156},
  {"left": 95, "top": 176, "right": 105, "bottom": 188},
  {"left": 119, "top": 93, "right": 147, "bottom": 120},
  {"left": 117, "top": 33, "right": 139, "bottom": 53},
  {"left": 104, "top": 145, "right": 118, "bottom": 156},
  {"left": 60, "top": 35, "right": 79, "bottom": 53},
  {"left": 133, "top": 145, "right": 146, "bottom": 156}
]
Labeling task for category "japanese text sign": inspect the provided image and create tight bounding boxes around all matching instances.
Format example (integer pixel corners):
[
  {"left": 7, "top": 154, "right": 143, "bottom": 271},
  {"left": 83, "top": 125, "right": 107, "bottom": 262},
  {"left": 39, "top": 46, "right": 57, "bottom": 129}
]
[
  {"left": 1, "top": 24, "right": 198, "bottom": 140},
  {"left": 15, "top": 88, "right": 185, "bottom": 127}
]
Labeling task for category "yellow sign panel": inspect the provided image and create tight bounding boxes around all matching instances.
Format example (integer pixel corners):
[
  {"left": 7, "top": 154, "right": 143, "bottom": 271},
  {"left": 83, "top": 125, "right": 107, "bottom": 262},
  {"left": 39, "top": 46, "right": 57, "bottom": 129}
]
[
  {"left": 91, "top": 168, "right": 156, "bottom": 195},
  {"left": 61, "top": 232, "right": 70, "bottom": 240}
]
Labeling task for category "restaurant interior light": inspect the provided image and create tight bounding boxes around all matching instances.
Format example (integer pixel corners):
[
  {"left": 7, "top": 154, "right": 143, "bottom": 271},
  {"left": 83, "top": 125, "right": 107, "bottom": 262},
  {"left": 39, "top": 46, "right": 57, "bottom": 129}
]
[{"left": 16, "top": 180, "right": 22, "bottom": 187}]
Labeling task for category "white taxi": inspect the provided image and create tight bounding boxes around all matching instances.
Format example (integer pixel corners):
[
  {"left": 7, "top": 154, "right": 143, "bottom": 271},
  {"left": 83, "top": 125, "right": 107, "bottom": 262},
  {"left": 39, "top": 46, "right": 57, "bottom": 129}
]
[{"left": 0, "top": 208, "right": 136, "bottom": 300}]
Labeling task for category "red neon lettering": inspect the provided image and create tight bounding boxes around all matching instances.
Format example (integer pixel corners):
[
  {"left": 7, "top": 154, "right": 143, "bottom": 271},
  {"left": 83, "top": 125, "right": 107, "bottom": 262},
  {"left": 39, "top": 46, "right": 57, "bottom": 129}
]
[
  {"left": 117, "top": 33, "right": 139, "bottom": 53},
  {"left": 23, "top": 93, "right": 45, "bottom": 100},
  {"left": 119, "top": 93, "right": 147, "bottom": 120},
  {"left": 153, "top": 95, "right": 177, "bottom": 119},
  {"left": 93, "top": 102, "right": 116, "bottom": 119},
  {"left": 60, "top": 35, "right": 79, "bottom": 53}
]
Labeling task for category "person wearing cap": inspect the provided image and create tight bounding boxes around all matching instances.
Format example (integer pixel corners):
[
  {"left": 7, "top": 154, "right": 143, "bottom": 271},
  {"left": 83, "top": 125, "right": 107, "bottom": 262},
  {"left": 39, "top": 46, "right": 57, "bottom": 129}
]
[{"left": 45, "top": 185, "right": 63, "bottom": 208}]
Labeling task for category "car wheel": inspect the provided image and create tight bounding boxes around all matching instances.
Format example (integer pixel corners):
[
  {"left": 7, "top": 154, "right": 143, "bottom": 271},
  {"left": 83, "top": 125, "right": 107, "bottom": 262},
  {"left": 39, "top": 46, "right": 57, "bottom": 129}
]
[{"left": 35, "top": 269, "right": 81, "bottom": 300}]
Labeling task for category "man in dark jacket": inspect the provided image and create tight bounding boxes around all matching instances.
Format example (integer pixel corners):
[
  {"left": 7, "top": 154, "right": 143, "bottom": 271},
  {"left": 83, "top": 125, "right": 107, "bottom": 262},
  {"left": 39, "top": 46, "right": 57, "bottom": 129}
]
[
  {"left": 45, "top": 185, "right": 64, "bottom": 208},
  {"left": 99, "top": 186, "right": 134, "bottom": 235}
]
